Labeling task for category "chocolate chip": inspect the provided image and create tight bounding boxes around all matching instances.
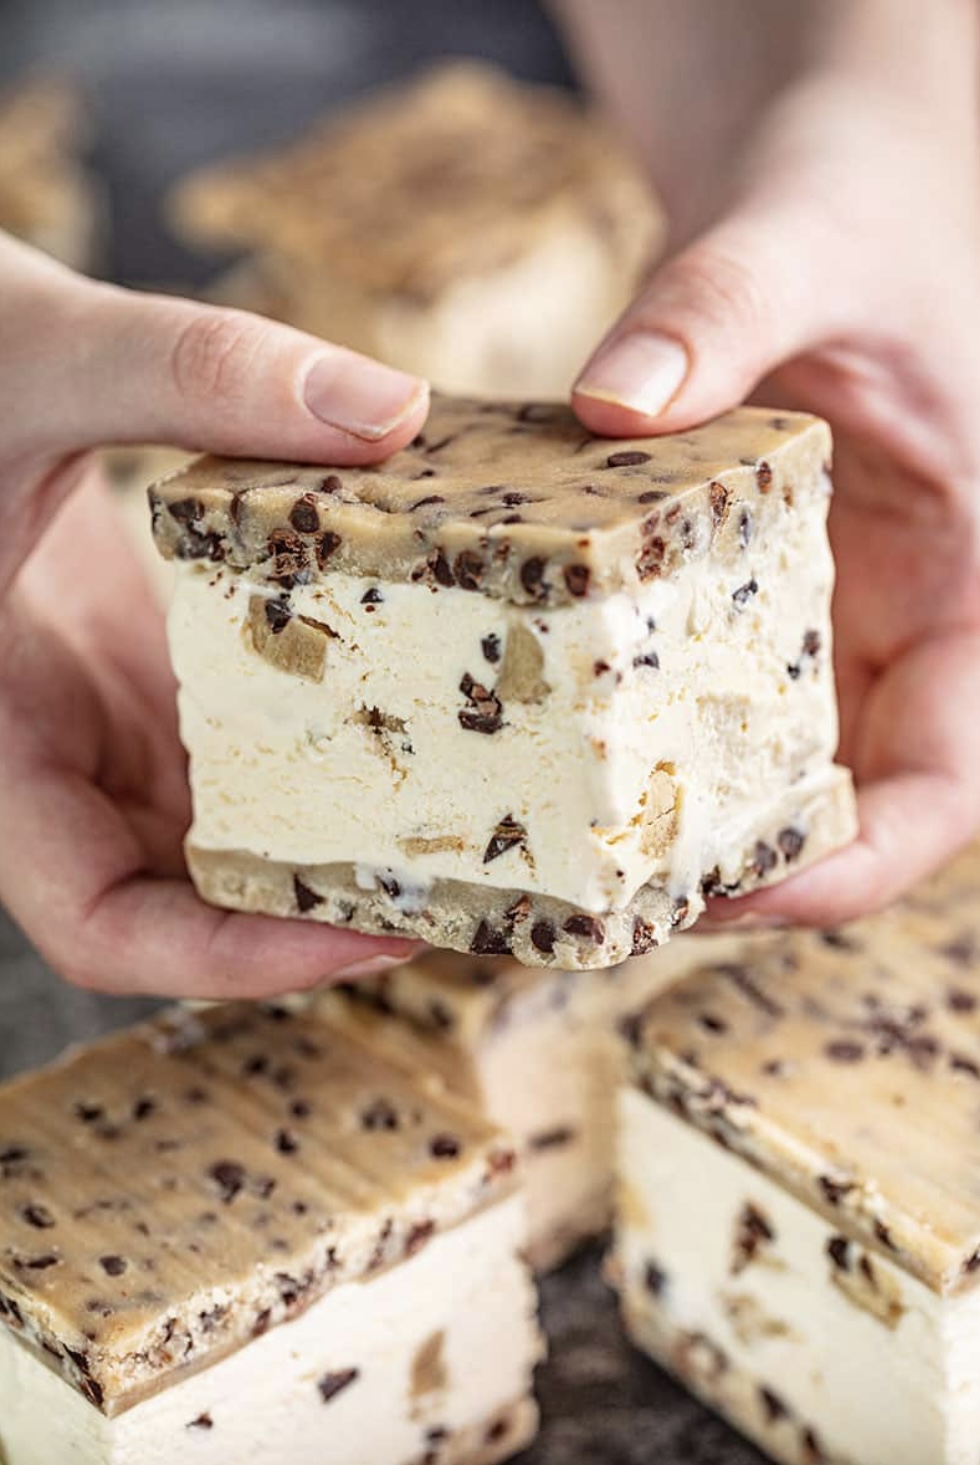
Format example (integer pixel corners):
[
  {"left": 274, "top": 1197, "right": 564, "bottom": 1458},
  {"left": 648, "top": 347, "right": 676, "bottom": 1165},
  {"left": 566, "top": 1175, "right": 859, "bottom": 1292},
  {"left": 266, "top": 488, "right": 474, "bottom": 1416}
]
[
  {"left": 20, "top": 1254, "right": 59, "bottom": 1270},
  {"left": 405, "top": 1220, "right": 436, "bottom": 1256},
  {"left": 485, "top": 1419, "right": 509, "bottom": 1445},
  {"left": 563, "top": 563, "right": 591, "bottom": 597},
  {"left": 377, "top": 872, "right": 401, "bottom": 900},
  {"left": 99, "top": 1255, "right": 127, "bottom": 1277},
  {"left": 636, "top": 526, "right": 666, "bottom": 580},
  {"left": 520, "top": 556, "right": 548, "bottom": 599},
  {"left": 458, "top": 674, "right": 503, "bottom": 735},
  {"left": 563, "top": 915, "right": 605, "bottom": 945},
  {"left": 427, "top": 998, "right": 454, "bottom": 1032},
  {"left": 948, "top": 988, "right": 977, "bottom": 1012},
  {"left": 751, "top": 841, "right": 778, "bottom": 876},
  {"left": 530, "top": 919, "right": 556, "bottom": 955},
  {"left": 132, "top": 1097, "right": 156, "bottom": 1122},
  {"left": 73, "top": 1104, "right": 104, "bottom": 1124},
  {"left": 950, "top": 1052, "right": 980, "bottom": 1079},
  {"left": 454, "top": 550, "right": 484, "bottom": 591},
  {"left": 470, "top": 920, "right": 512, "bottom": 956},
  {"left": 361, "top": 587, "right": 383, "bottom": 605},
  {"left": 637, "top": 489, "right": 668, "bottom": 504},
  {"left": 289, "top": 495, "right": 320, "bottom": 534},
  {"left": 320, "top": 474, "right": 343, "bottom": 494},
  {"left": 708, "top": 480, "right": 730, "bottom": 528},
  {"left": 606, "top": 450, "right": 652, "bottom": 468},
  {"left": 481, "top": 633, "right": 501, "bottom": 664},
  {"left": 633, "top": 651, "right": 660, "bottom": 670},
  {"left": 738, "top": 508, "right": 753, "bottom": 547},
  {"left": 699, "top": 1013, "right": 728, "bottom": 1035},
  {"left": 275, "top": 1129, "right": 299, "bottom": 1156},
  {"left": 802, "top": 1426, "right": 825, "bottom": 1462},
  {"left": 873, "top": 1220, "right": 898, "bottom": 1252},
  {"left": 167, "top": 497, "right": 203, "bottom": 525},
  {"left": 429, "top": 1134, "right": 461, "bottom": 1160},
  {"left": 314, "top": 531, "right": 342, "bottom": 570},
  {"left": 264, "top": 598, "right": 292, "bottom": 634},
  {"left": 777, "top": 827, "right": 806, "bottom": 862},
  {"left": 361, "top": 1099, "right": 399, "bottom": 1132},
  {"left": 825, "top": 1040, "right": 865, "bottom": 1064},
  {"left": 756, "top": 461, "right": 773, "bottom": 492},
  {"left": 759, "top": 1387, "right": 788, "bottom": 1422},
  {"left": 410, "top": 494, "right": 446, "bottom": 510},
  {"left": 430, "top": 550, "right": 455, "bottom": 588},
  {"left": 643, "top": 1261, "right": 668, "bottom": 1296},
  {"left": 21, "top": 1204, "right": 55, "bottom": 1229},
  {"left": 293, "top": 876, "right": 323, "bottom": 914},
  {"left": 826, "top": 1235, "right": 851, "bottom": 1270},
  {"left": 483, "top": 814, "right": 526, "bottom": 864},
  {"left": 528, "top": 1126, "right": 575, "bottom": 1152},
  {"left": 80, "top": 1375, "right": 105, "bottom": 1408},
  {"left": 631, "top": 918, "right": 657, "bottom": 956},
  {"left": 732, "top": 577, "right": 758, "bottom": 609},
  {"left": 208, "top": 1161, "right": 246, "bottom": 1204},
  {"left": 317, "top": 1368, "right": 359, "bottom": 1404},
  {"left": 818, "top": 1175, "right": 855, "bottom": 1206},
  {"left": 187, "top": 1413, "right": 214, "bottom": 1431}
]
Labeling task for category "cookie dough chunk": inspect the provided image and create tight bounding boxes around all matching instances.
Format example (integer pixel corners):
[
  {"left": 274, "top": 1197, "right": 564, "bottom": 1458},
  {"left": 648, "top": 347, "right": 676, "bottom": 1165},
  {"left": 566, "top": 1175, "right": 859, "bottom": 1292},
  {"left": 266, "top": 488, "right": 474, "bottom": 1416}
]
[
  {"left": 0, "top": 78, "right": 102, "bottom": 270},
  {"left": 0, "top": 1002, "right": 541, "bottom": 1465},
  {"left": 150, "top": 396, "right": 856, "bottom": 970},
  {"left": 613, "top": 844, "right": 980, "bottom": 1465},
  {"left": 170, "top": 61, "right": 663, "bottom": 398},
  {"left": 332, "top": 936, "right": 751, "bottom": 1271}
]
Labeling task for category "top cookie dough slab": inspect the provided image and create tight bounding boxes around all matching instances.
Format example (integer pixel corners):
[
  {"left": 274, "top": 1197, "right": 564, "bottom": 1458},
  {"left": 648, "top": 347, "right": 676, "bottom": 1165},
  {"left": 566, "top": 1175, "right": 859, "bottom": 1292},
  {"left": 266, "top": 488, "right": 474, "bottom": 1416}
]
[{"left": 149, "top": 398, "right": 830, "bottom": 608}]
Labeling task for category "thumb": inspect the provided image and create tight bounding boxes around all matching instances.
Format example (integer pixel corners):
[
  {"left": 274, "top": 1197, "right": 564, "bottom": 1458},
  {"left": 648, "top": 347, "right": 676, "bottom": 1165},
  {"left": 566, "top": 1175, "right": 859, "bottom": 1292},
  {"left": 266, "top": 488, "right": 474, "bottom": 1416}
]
[
  {"left": 27, "top": 269, "right": 429, "bottom": 463},
  {"left": 572, "top": 198, "right": 850, "bottom": 436}
]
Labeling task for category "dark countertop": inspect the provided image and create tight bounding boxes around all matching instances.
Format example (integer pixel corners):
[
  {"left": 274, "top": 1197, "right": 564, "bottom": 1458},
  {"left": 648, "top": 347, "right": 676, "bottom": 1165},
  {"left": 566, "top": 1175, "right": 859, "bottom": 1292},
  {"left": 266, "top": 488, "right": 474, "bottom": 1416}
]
[{"left": 0, "top": 910, "right": 764, "bottom": 1465}]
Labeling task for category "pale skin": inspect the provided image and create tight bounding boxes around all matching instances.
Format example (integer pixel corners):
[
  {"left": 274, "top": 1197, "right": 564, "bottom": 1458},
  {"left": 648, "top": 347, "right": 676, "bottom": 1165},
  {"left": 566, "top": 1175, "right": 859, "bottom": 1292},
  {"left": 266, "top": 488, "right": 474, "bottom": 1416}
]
[{"left": 2, "top": 0, "right": 980, "bottom": 995}]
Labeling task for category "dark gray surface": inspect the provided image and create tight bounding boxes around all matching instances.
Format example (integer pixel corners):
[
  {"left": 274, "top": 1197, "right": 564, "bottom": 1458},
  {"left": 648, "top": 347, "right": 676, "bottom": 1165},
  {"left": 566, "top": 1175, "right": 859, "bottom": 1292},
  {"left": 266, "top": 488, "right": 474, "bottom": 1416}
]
[{"left": 0, "top": 911, "right": 765, "bottom": 1465}]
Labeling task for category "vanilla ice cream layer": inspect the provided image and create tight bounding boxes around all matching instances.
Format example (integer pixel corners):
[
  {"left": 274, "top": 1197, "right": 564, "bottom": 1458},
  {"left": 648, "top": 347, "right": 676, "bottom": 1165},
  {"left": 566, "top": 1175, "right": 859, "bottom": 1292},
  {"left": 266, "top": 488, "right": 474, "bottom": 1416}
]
[
  {"left": 616, "top": 1094, "right": 980, "bottom": 1465},
  {"left": 0, "top": 1195, "right": 539, "bottom": 1465},
  {"left": 171, "top": 479, "right": 835, "bottom": 916}
]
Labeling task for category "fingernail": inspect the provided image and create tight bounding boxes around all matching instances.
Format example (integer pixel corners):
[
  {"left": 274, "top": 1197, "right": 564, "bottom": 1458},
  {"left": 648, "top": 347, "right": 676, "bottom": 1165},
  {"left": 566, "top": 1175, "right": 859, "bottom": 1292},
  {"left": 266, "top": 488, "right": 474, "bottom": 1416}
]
[
  {"left": 332, "top": 953, "right": 409, "bottom": 981},
  {"left": 575, "top": 331, "right": 688, "bottom": 417},
  {"left": 304, "top": 354, "right": 427, "bottom": 441}
]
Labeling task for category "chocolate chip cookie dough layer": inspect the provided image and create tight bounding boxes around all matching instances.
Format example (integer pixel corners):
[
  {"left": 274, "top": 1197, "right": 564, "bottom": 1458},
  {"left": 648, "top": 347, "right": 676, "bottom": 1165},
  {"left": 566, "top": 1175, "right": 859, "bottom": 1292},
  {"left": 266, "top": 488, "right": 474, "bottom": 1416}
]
[
  {"left": 613, "top": 843, "right": 980, "bottom": 1465},
  {"left": 328, "top": 938, "right": 756, "bottom": 1271},
  {"left": 171, "top": 62, "right": 663, "bottom": 398},
  {"left": 152, "top": 397, "right": 856, "bottom": 970},
  {"left": 0, "top": 1002, "right": 541, "bottom": 1465}
]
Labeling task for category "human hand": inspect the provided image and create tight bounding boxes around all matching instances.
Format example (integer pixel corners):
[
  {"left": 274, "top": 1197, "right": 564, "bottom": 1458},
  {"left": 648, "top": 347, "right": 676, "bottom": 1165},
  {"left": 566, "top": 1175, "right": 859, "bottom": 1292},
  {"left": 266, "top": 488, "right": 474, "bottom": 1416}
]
[
  {"left": 0, "top": 232, "right": 428, "bottom": 996},
  {"left": 561, "top": 0, "right": 980, "bottom": 923}
]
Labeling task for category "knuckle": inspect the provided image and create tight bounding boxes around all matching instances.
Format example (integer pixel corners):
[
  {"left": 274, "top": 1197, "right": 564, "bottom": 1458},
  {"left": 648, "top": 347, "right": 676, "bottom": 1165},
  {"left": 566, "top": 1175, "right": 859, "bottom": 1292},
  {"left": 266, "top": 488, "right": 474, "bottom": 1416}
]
[
  {"left": 168, "top": 307, "right": 265, "bottom": 407},
  {"left": 665, "top": 243, "right": 775, "bottom": 338}
]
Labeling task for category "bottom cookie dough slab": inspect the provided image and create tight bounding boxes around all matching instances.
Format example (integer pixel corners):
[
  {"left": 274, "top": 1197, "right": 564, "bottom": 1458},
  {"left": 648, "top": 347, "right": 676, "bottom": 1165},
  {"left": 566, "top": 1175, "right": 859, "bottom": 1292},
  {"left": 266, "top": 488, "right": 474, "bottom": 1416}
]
[{"left": 188, "top": 765, "right": 855, "bottom": 971}]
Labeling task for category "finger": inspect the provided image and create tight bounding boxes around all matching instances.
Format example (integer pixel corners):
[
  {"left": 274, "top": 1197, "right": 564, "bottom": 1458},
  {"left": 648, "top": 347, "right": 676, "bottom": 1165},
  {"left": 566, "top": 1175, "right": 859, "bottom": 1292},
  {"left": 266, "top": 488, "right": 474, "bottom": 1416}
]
[
  {"left": 0, "top": 757, "right": 417, "bottom": 998},
  {"left": 705, "top": 771, "right": 978, "bottom": 929},
  {"left": 572, "top": 194, "right": 855, "bottom": 437},
  {"left": 5, "top": 244, "right": 428, "bottom": 462}
]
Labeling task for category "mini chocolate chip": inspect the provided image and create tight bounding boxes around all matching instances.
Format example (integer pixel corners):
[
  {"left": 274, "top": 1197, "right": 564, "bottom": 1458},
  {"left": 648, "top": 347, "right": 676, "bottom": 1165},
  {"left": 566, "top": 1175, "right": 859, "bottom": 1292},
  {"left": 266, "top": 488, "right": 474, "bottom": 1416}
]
[
  {"left": 636, "top": 531, "right": 666, "bottom": 580},
  {"left": 825, "top": 1040, "right": 865, "bottom": 1064},
  {"left": 187, "top": 1413, "right": 214, "bottom": 1431},
  {"left": 563, "top": 563, "right": 591, "bottom": 597},
  {"left": 167, "top": 497, "right": 203, "bottom": 525},
  {"left": 317, "top": 531, "right": 342, "bottom": 568},
  {"left": 948, "top": 988, "right": 977, "bottom": 1012},
  {"left": 427, "top": 998, "right": 454, "bottom": 1032},
  {"left": 430, "top": 550, "right": 455, "bottom": 587},
  {"left": 429, "top": 1134, "right": 461, "bottom": 1160},
  {"left": 563, "top": 915, "right": 605, "bottom": 945},
  {"left": 483, "top": 814, "right": 526, "bottom": 864},
  {"left": 606, "top": 450, "right": 651, "bottom": 468},
  {"left": 275, "top": 1130, "right": 300, "bottom": 1156},
  {"left": 732, "top": 577, "right": 758, "bottom": 609},
  {"left": 637, "top": 489, "right": 668, "bottom": 504},
  {"left": 132, "top": 1097, "right": 156, "bottom": 1121},
  {"left": 873, "top": 1220, "right": 898, "bottom": 1252},
  {"left": 699, "top": 1013, "right": 729, "bottom": 1035},
  {"left": 289, "top": 495, "right": 320, "bottom": 534},
  {"left": 243, "top": 1054, "right": 269, "bottom": 1077},
  {"left": 759, "top": 1387, "right": 788, "bottom": 1422},
  {"left": 818, "top": 1175, "right": 855, "bottom": 1206},
  {"left": 21, "top": 1254, "right": 59, "bottom": 1270},
  {"left": 362, "top": 1099, "right": 400, "bottom": 1132},
  {"left": 631, "top": 918, "right": 657, "bottom": 956},
  {"left": 100, "top": 1255, "right": 127, "bottom": 1277},
  {"left": 21, "top": 1204, "right": 55, "bottom": 1229},
  {"left": 293, "top": 876, "right": 323, "bottom": 914},
  {"left": 485, "top": 1420, "right": 509, "bottom": 1445},
  {"left": 777, "top": 827, "right": 806, "bottom": 861},
  {"left": 751, "top": 841, "right": 778, "bottom": 875},
  {"left": 361, "top": 587, "right": 383, "bottom": 605},
  {"left": 320, "top": 474, "right": 343, "bottom": 494},
  {"left": 81, "top": 1376, "right": 105, "bottom": 1408},
  {"left": 802, "top": 1426, "right": 826, "bottom": 1462},
  {"left": 264, "top": 598, "right": 292, "bottom": 634},
  {"left": 530, "top": 919, "right": 556, "bottom": 955},
  {"left": 454, "top": 550, "right": 484, "bottom": 591},
  {"left": 738, "top": 509, "right": 753, "bottom": 547},
  {"left": 317, "top": 1368, "right": 359, "bottom": 1404},
  {"left": 481, "top": 633, "right": 501, "bottom": 663},
  {"left": 826, "top": 1235, "right": 851, "bottom": 1270},
  {"left": 470, "top": 920, "right": 512, "bottom": 956},
  {"left": 405, "top": 1220, "right": 436, "bottom": 1256},
  {"left": 644, "top": 1261, "right": 668, "bottom": 1296},
  {"left": 410, "top": 494, "right": 445, "bottom": 510},
  {"left": 528, "top": 1126, "right": 575, "bottom": 1152},
  {"left": 756, "top": 461, "right": 773, "bottom": 492},
  {"left": 73, "top": 1104, "right": 104, "bottom": 1124},
  {"left": 520, "top": 557, "right": 547, "bottom": 598},
  {"left": 633, "top": 651, "right": 660, "bottom": 670},
  {"left": 208, "top": 1161, "right": 246, "bottom": 1204}
]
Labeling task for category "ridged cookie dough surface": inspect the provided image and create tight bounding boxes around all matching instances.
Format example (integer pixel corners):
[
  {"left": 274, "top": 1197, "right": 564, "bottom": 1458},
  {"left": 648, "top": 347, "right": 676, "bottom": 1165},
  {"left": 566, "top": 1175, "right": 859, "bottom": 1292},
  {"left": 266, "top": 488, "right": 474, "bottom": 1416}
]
[
  {"left": 630, "top": 842, "right": 980, "bottom": 1294},
  {"left": 149, "top": 397, "right": 831, "bottom": 608},
  {"left": 0, "top": 1001, "right": 516, "bottom": 1415}
]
